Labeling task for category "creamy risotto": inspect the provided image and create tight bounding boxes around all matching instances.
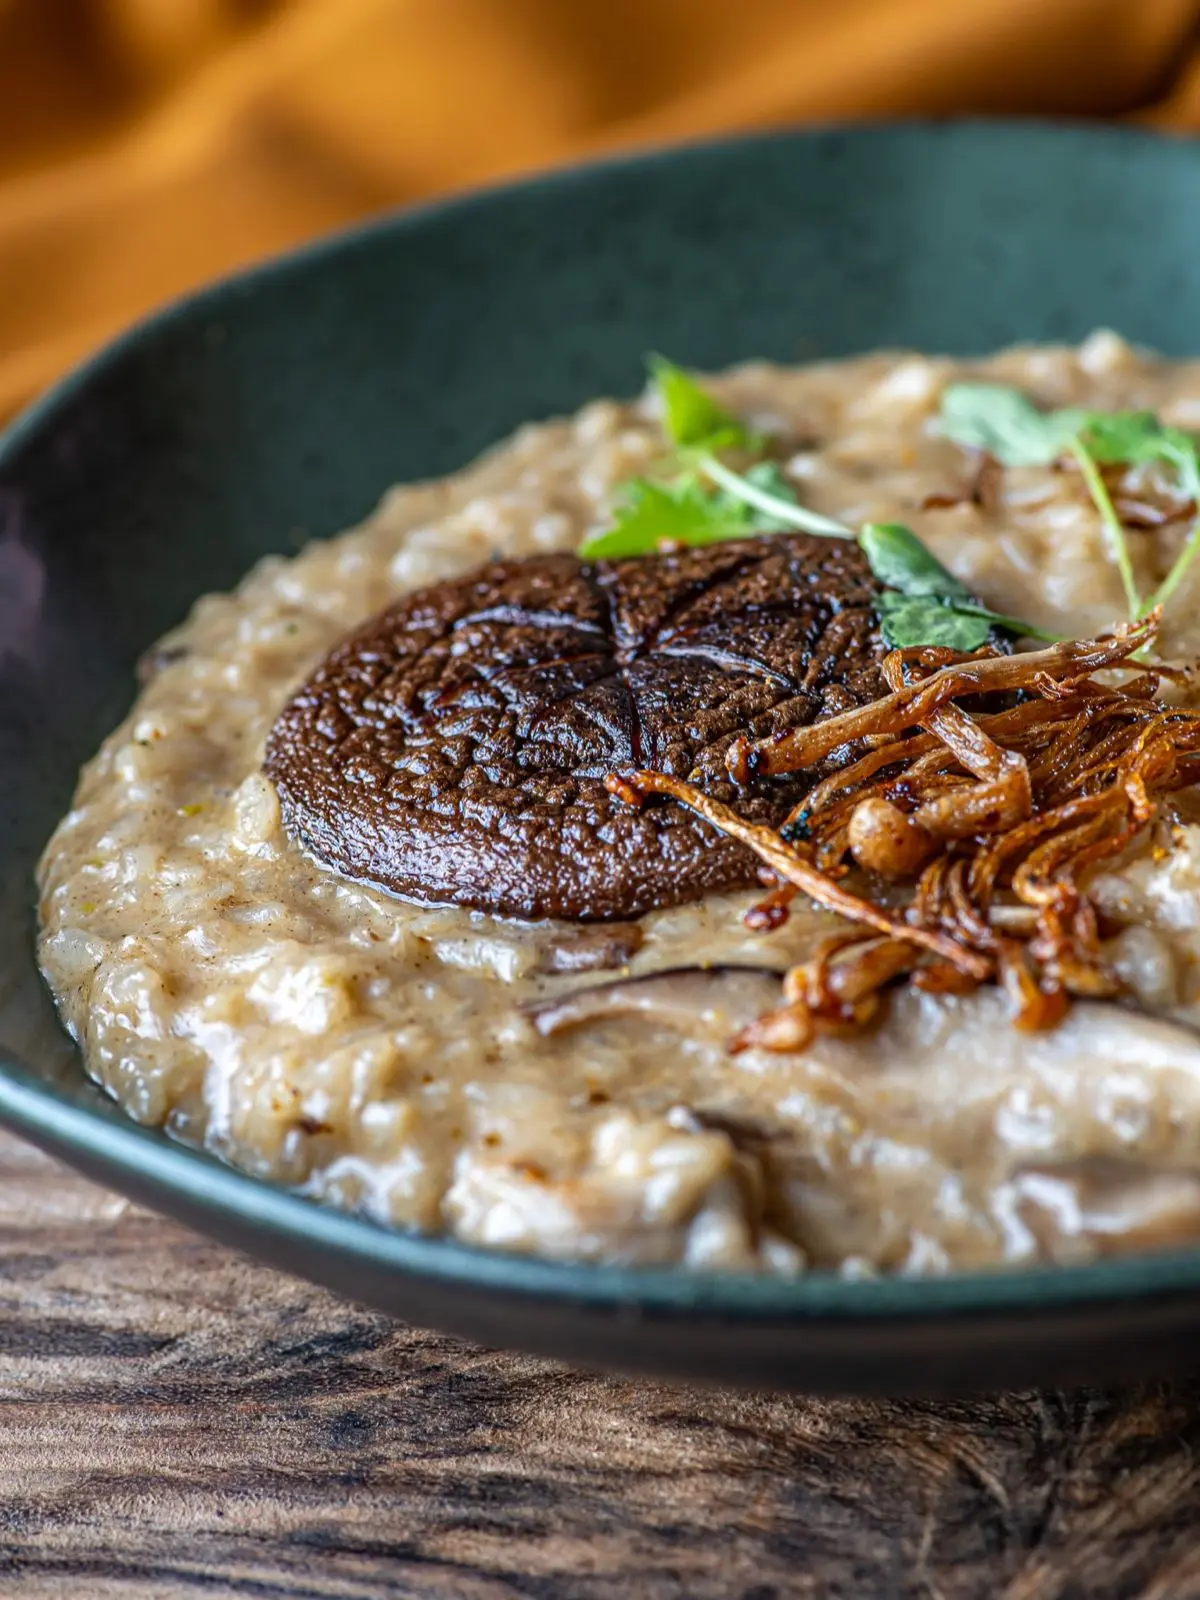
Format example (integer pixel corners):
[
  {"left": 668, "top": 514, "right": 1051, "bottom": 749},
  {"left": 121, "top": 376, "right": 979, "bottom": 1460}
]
[{"left": 37, "top": 331, "right": 1200, "bottom": 1274}]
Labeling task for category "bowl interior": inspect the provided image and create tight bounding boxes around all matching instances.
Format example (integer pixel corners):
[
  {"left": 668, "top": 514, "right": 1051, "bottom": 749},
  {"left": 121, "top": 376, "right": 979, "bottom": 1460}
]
[{"left": 8, "top": 121, "right": 1200, "bottom": 1389}]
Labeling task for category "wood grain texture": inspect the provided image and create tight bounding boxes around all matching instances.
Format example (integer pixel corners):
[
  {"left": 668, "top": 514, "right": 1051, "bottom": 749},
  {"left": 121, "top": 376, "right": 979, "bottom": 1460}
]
[{"left": 3, "top": 1129, "right": 1200, "bottom": 1600}]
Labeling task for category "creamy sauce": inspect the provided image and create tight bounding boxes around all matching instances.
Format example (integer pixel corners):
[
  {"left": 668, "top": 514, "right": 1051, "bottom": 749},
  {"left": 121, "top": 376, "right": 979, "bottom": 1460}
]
[{"left": 36, "top": 332, "right": 1200, "bottom": 1273}]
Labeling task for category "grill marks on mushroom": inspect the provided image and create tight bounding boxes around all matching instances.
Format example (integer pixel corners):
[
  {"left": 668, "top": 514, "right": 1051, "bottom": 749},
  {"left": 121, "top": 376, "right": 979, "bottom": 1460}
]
[{"left": 265, "top": 536, "right": 890, "bottom": 920}]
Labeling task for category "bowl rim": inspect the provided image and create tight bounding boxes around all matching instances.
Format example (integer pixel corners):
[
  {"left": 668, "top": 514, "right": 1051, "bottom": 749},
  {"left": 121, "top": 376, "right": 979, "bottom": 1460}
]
[
  {"left": 7, "top": 113, "right": 1200, "bottom": 1322},
  {"left": 9, "top": 1058, "right": 1200, "bottom": 1318},
  {"left": 3, "top": 111, "right": 1193, "bottom": 459}
]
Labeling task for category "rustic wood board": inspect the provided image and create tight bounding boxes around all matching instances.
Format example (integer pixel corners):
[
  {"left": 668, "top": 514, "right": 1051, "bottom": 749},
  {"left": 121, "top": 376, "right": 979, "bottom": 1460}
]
[{"left": 3, "top": 1128, "right": 1200, "bottom": 1599}]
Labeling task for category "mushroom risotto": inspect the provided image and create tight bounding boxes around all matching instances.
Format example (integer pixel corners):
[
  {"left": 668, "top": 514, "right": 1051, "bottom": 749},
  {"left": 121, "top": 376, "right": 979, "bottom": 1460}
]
[{"left": 36, "top": 331, "right": 1200, "bottom": 1274}]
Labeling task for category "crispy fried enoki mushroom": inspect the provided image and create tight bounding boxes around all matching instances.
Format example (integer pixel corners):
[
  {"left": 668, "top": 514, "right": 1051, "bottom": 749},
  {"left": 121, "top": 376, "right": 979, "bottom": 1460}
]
[
  {"left": 603, "top": 771, "right": 989, "bottom": 977},
  {"left": 726, "top": 617, "right": 1156, "bottom": 783},
  {"left": 607, "top": 614, "right": 1200, "bottom": 1053}
]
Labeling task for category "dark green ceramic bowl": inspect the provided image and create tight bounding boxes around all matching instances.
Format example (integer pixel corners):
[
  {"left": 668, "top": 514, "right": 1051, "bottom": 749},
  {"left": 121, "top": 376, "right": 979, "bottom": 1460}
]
[{"left": 8, "top": 121, "right": 1200, "bottom": 1395}]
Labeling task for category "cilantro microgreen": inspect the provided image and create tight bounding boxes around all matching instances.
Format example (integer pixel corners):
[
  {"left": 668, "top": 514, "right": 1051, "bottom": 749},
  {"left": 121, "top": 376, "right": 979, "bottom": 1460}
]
[
  {"left": 697, "top": 454, "right": 850, "bottom": 539},
  {"left": 857, "top": 521, "right": 973, "bottom": 602},
  {"left": 1075, "top": 409, "right": 1200, "bottom": 616},
  {"left": 580, "top": 359, "right": 848, "bottom": 558},
  {"left": 580, "top": 358, "right": 1052, "bottom": 650},
  {"left": 648, "top": 354, "right": 759, "bottom": 454},
  {"left": 939, "top": 383, "right": 1087, "bottom": 468},
  {"left": 940, "top": 387, "right": 1130, "bottom": 613},
  {"left": 939, "top": 381, "right": 1200, "bottom": 627},
  {"left": 1074, "top": 409, "right": 1200, "bottom": 512},
  {"left": 874, "top": 593, "right": 994, "bottom": 652},
  {"left": 860, "top": 522, "right": 994, "bottom": 648},
  {"left": 858, "top": 523, "right": 1060, "bottom": 649},
  {"left": 577, "top": 478, "right": 754, "bottom": 560},
  {"left": 733, "top": 462, "right": 805, "bottom": 529},
  {"left": 1079, "top": 409, "right": 1179, "bottom": 466}
]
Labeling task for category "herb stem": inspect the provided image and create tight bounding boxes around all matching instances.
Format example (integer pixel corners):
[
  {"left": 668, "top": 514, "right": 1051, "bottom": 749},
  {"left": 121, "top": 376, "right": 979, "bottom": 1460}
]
[
  {"left": 1068, "top": 437, "right": 1141, "bottom": 618},
  {"left": 697, "top": 453, "right": 852, "bottom": 540},
  {"left": 950, "top": 603, "right": 1065, "bottom": 643},
  {"left": 1140, "top": 459, "right": 1200, "bottom": 618},
  {"left": 1141, "top": 518, "right": 1200, "bottom": 617}
]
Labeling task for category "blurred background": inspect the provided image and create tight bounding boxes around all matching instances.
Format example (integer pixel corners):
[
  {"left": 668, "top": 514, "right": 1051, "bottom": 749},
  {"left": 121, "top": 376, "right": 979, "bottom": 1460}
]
[{"left": 3, "top": 0, "right": 1200, "bottom": 422}]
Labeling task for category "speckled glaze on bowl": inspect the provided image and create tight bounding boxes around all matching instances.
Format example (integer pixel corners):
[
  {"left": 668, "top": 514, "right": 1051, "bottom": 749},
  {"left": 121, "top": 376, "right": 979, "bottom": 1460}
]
[{"left": 7, "top": 121, "right": 1200, "bottom": 1396}]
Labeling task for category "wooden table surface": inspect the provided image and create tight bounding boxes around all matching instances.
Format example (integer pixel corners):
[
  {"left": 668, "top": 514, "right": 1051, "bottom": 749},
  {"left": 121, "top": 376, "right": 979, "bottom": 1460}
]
[{"left": 3, "top": 1129, "right": 1200, "bottom": 1600}]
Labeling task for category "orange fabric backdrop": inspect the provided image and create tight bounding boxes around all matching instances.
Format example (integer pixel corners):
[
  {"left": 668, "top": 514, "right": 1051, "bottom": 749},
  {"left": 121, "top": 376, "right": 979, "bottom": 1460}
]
[{"left": 3, "top": 0, "right": 1200, "bottom": 419}]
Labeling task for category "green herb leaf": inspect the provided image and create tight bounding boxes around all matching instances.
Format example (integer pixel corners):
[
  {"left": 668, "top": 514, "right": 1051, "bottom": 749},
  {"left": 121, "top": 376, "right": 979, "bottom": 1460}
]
[
  {"left": 939, "top": 383, "right": 1087, "bottom": 467},
  {"left": 877, "top": 592, "right": 1059, "bottom": 650},
  {"left": 648, "top": 354, "right": 757, "bottom": 453},
  {"left": 697, "top": 454, "right": 851, "bottom": 539},
  {"left": 941, "top": 384, "right": 1200, "bottom": 627},
  {"left": 940, "top": 384, "right": 1149, "bottom": 618},
  {"left": 578, "top": 477, "right": 758, "bottom": 560},
  {"left": 1077, "top": 410, "right": 1200, "bottom": 499},
  {"left": 645, "top": 355, "right": 851, "bottom": 540},
  {"left": 580, "top": 464, "right": 809, "bottom": 560},
  {"left": 1071, "top": 411, "right": 1200, "bottom": 620},
  {"left": 728, "top": 462, "right": 801, "bottom": 529},
  {"left": 859, "top": 522, "right": 1059, "bottom": 646},
  {"left": 876, "top": 593, "right": 994, "bottom": 651},
  {"left": 857, "top": 522, "right": 972, "bottom": 601},
  {"left": 941, "top": 383, "right": 1200, "bottom": 496},
  {"left": 1077, "top": 409, "right": 1168, "bottom": 463}
]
